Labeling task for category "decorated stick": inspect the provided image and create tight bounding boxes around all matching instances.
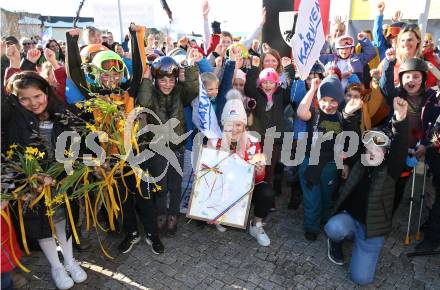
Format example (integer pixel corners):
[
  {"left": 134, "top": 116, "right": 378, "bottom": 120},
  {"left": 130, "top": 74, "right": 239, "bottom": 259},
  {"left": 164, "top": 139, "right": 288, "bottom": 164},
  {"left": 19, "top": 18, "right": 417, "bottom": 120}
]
[{"left": 73, "top": 0, "right": 86, "bottom": 28}]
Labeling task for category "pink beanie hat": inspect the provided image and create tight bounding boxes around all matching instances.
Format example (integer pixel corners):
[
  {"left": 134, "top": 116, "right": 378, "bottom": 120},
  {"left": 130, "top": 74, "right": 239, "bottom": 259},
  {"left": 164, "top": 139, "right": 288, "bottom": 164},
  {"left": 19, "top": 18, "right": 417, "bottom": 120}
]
[{"left": 258, "top": 68, "right": 279, "bottom": 86}]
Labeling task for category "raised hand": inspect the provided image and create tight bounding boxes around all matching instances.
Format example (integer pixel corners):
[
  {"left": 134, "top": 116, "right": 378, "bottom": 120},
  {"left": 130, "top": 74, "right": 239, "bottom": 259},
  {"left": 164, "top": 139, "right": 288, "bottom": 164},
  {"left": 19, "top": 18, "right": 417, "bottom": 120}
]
[
  {"left": 187, "top": 48, "right": 202, "bottom": 65},
  {"left": 393, "top": 97, "right": 408, "bottom": 121},
  {"left": 68, "top": 28, "right": 81, "bottom": 37},
  {"left": 27, "top": 48, "right": 41, "bottom": 64},
  {"left": 392, "top": 11, "right": 403, "bottom": 23},
  {"left": 377, "top": 1, "right": 385, "bottom": 14},
  {"left": 333, "top": 15, "right": 343, "bottom": 24},
  {"left": 357, "top": 32, "right": 366, "bottom": 41},
  {"left": 228, "top": 46, "right": 240, "bottom": 62},
  {"left": 311, "top": 77, "right": 321, "bottom": 89},
  {"left": 130, "top": 24, "right": 144, "bottom": 32},
  {"left": 344, "top": 97, "right": 363, "bottom": 115},
  {"left": 202, "top": 0, "right": 210, "bottom": 19},
  {"left": 251, "top": 55, "right": 260, "bottom": 67},
  {"left": 6, "top": 44, "right": 21, "bottom": 66},
  {"left": 385, "top": 48, "right": 396, "bottom": 61},
  {"left": 281, "top": 57, "right": 292, "bottom": 68}
]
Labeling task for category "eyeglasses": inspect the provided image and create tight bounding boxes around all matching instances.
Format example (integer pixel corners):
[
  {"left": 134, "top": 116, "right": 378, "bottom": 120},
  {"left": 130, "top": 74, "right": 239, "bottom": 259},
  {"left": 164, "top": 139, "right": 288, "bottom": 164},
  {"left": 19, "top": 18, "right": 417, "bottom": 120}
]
[
  {"left": 22, "top": 42, "right": 34, "bottom": 46},
  {"left": 362, "top": 130, "right": 391, "bottom": 147}
]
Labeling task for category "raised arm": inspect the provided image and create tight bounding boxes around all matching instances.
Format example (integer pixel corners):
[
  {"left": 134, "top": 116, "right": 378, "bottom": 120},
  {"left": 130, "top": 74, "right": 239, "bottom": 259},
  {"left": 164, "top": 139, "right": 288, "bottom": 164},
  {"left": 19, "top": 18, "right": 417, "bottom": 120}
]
[
  {"left": 181, "top": 48, "right": 201, "bottom": 106},
  {"left": 202, "top": 0, "right": 210, "bottom": 54},
  {"left": 65, "top": 29, "right": 90, "bottom": 99},
  {"left": 387, "top": 97, "right": 409, "bottom": 179},
  {"left": 379, "top": 48, "right": 398, "bottom": 106},
  {"left": 297, "top": 78, "right": 320, "bottom": 121},
  {"left": 127, "top": 24, "right": 147, "bottom": 99},
  {"left": 356, "top": 33, "right": 377, "bottom": 65},
  {"left": 216, "top": 59, "right": 236, "bottom": 118},
  {"left": 373, "top": 1, "right": 387, "bottom": 60}
]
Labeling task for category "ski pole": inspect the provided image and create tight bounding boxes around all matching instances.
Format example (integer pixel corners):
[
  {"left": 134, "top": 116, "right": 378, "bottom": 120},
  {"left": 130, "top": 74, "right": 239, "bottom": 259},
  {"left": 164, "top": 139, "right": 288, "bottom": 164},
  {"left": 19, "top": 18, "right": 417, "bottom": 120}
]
[
  {"left": 405, "top": 168, "right": 417, "bottom": 246},
  {"left": 416, "top": 164, "right": 428, "bottom": 241}
]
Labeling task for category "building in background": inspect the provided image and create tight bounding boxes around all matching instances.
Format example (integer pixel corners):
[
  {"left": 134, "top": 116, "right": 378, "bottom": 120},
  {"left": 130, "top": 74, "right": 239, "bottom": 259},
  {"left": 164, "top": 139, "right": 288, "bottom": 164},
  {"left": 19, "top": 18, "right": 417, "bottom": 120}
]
[{"left": 1, "top": 8, "right": 93, "bottom": 43}]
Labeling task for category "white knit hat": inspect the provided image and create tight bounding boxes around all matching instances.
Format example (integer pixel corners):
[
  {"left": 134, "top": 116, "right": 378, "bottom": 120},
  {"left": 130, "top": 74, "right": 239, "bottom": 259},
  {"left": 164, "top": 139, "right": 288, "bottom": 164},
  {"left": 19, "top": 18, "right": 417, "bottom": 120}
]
[{"left": 221, "top": 89, "right": 247, "bottom": 126}]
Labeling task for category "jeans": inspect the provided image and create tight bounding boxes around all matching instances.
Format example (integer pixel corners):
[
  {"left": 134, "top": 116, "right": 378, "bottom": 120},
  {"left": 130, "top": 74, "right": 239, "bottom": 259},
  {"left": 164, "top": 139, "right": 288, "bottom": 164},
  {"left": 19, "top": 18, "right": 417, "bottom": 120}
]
[
  {"left": 299, "top": 157, "right": 338, "bottom": 232},
  {"left": 1, "top": 272, "right": 13, "bottom": 290},
  {"left": 324, "top": 212, "right": 385, "bottom": 285},
  {"left": 149, "top": 148, "right": 184, "bottom": 216}
]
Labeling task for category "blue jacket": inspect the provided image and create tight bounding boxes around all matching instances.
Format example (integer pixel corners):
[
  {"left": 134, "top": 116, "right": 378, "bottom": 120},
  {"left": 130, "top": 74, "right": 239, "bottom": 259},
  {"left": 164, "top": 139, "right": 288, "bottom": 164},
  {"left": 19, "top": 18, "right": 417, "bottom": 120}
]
[
  {"left": 290, "top": 80, "right": 308, "bottom": 140},
  {"left": 373, "top": 15, "right": 390, "bottom": 61},
  {"left": 320, "top": 37, "right": 377, "bottom": 81}
]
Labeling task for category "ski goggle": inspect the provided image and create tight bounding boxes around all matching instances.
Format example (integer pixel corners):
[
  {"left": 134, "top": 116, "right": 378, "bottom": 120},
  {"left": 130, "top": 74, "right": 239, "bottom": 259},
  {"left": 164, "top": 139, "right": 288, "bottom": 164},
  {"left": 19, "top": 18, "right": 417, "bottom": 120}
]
[
  {"left": 100, "top": 59, "right": 124, "bottom": 72},
  {"left": 337, "top": 37, "right": 354, "bottom": 48},
  {"left": 362, "top": 130, "right": 391, "bottom": 147}
]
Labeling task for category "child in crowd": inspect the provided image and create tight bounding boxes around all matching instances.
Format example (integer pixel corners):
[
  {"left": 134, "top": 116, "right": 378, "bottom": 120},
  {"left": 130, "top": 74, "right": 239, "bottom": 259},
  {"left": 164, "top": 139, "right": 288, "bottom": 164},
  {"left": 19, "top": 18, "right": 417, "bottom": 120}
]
[
  {"left": 137, "top": 51, "right": 200, "bottom": 238},
  {"left": 214, "top": 89, "right": 274, "bottom": 246},
  {"left": 3, "top": 72, "right": 87, "bottom": 290},
  {"left": 245, "top": 63, "right": 292, "bottom": 198},
  {"left": 290, "top": 62, "right": 326, "bottom": 210},
  {"left": 325, "top": 97, "right": 408, "bottom": 285},
  {"left": 296, "top": 76, "right": 363, "bottom": 241},
  {"left": 320, "top": 34, "right": 376, "bottom": 90},
  {"left": 380, "top": 50, "right": 440, "bottom": 212}
]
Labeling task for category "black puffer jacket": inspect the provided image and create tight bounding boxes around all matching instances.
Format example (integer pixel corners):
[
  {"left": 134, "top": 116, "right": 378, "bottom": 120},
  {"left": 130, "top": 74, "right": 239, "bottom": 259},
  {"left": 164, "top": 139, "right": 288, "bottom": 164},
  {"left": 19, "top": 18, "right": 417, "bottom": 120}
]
[
  {"left": 2, "top": 95, "right": 78, "bottom": 248},
  {"left": 333, "top": 116, "right": 409, "bottom": 238},
  {"left": 136, "top": 66, "right": 199, "bottom": 150},
  {"left": 244, "top": 66, "right": 293, "bottom": 143}
]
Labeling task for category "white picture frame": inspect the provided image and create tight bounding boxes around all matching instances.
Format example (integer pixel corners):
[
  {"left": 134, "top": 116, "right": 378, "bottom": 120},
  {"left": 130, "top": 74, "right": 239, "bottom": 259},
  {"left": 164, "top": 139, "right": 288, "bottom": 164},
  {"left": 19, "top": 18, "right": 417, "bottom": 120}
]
[{"left": 187, "top": 146, "right": 255, "bottom": 229}]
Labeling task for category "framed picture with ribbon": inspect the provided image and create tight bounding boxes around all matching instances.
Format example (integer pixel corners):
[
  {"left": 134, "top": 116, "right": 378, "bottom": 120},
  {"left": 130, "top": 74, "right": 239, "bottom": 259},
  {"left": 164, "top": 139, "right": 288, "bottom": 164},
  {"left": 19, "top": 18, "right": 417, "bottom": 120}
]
[{"left": 187, "top": 146, "right": 255, "bottom": 229}]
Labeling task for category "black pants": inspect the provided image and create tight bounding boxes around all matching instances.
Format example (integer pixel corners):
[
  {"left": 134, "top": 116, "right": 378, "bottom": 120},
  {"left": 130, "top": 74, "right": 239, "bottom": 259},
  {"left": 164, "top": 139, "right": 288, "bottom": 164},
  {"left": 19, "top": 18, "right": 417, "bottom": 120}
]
[
  {"left": 120, "top": 163, "right": 157, "bottom": 236},
  {"left": 148, "top": 148, "right": 184, "bottom": 216},
  {"left": 252, "top": 182, "right": 275, "bottom": 219}
]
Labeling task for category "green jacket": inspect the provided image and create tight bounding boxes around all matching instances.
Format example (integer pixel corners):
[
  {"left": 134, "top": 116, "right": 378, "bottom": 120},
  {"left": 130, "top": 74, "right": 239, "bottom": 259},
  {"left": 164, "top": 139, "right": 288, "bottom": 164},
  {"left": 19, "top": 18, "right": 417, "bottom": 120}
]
[
  {"left": 136, "top": 66, "right": 199, "bottom": 149},
  {"left": 333, "top": 116, "right": 409, "bottom": 238}
]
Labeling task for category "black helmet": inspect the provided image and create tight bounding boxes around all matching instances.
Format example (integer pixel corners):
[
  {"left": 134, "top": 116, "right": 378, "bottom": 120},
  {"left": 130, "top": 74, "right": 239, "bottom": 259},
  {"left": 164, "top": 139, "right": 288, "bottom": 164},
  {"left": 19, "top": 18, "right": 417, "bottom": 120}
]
[
  {"left": 151, "top": 56, "right": 179, "bottom": 79},
  {"left": 399, "top": 58, "right": 428, "bottom": 83},
  {"left": 310, "top": 61, "right": 325, "bottom": 77}
]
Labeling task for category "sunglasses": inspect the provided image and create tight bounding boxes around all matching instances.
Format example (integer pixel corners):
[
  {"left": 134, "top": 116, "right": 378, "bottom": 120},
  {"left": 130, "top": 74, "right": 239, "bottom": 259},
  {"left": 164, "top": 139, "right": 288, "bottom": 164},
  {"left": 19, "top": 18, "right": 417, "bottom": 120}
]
[
  {"left": 22, "top": 42, "right": 34, "bottom": 46},
  {"left": 362, "top": 131, "right": 391, "bottom": 147},
  {"left": 100, "top": 59, "right": 124, "bottom": 72}
]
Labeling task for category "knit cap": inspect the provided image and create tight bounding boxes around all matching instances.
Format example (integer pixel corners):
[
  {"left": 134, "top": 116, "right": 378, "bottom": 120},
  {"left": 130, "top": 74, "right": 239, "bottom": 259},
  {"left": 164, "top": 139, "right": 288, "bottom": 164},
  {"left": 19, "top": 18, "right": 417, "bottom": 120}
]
[
  {"left": 221, "top": 89, "right": 247, "bottom": 125},
  {"left": 317, "top": 76, "right": 344, "bottom": 103},
  {"left": 258, "top": 68, "right": 279, "bottom": 86}
]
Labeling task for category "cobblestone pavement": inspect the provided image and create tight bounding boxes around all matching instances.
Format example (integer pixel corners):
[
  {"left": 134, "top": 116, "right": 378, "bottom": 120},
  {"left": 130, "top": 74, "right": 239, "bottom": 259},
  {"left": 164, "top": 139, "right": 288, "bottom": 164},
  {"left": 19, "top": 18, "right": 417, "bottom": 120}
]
[{"left": 16, "top": 170, "right": 440, "bottom": 290}]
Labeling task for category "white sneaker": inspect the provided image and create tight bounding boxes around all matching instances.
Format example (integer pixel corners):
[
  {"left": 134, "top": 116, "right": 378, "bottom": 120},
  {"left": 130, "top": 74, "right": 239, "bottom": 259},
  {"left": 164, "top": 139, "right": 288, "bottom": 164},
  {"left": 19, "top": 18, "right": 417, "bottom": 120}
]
[
  {"left": 216, "top": 224, "right": 227, "bottom": 232},
  {"left": 249, "top": 221, "right": 270, "bottom": 246},
  {"left": 51, "top": 266, "right": 74, "bottom": 290},
  {"left": 64, "top": 259, "right": 87, "bottom": 283}
]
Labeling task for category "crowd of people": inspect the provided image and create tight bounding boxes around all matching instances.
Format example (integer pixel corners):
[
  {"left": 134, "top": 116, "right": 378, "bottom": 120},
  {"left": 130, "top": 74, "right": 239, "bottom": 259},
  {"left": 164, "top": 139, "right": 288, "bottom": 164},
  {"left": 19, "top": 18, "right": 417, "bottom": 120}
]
[{"left": 1, "top": 1, "right": 440, "bottom": 289}]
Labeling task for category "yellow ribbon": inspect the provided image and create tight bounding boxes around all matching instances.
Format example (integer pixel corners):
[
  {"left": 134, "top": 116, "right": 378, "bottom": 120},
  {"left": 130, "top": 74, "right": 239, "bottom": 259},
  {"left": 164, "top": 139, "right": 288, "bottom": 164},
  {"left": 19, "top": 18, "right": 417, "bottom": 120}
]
[
  {"left": 1, "top": 207, "right": 30, "bottom": 272},
  {"left": 63, "top": 192, "right": 80, "bottom": 245}
]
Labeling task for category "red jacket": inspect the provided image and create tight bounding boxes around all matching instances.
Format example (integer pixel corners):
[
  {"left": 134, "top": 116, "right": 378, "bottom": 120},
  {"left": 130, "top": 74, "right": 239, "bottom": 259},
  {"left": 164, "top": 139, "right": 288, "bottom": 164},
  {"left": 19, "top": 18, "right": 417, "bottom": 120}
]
[
  {"left": 216, "top": 135, "right": 266, "bottom": 183},
  {"left": 423, "top": 49, "right": 439, "bottom": 89},
  {"left": 1, "top": 215, "right": 22, "bottom": 273},
  {"left": 206, "top": 34, "right": 220, "bottom": 56}
]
